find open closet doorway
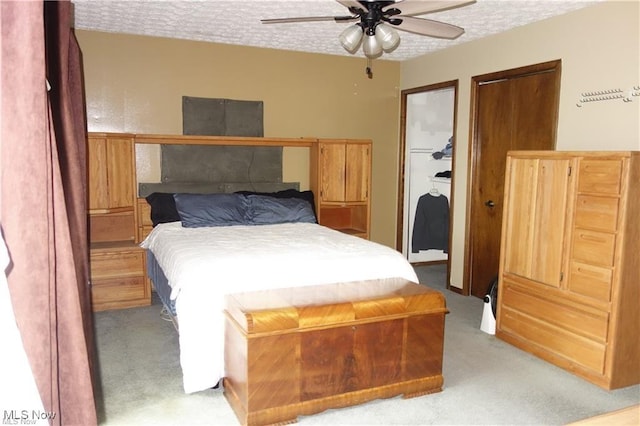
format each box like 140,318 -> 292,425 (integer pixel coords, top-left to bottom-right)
397,81 -> 458,288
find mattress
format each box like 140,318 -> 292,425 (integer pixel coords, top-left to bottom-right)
146,251 -> 176,317
141,221 -> 419,394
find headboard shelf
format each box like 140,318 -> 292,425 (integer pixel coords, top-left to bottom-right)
134,133 -> 316,147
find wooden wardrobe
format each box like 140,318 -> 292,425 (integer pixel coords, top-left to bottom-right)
496,151 -> 639,390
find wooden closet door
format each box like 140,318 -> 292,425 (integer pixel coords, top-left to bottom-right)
467,61 -> 560,297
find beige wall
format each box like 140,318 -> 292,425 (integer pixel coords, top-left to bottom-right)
400,0 -> 640,289
77,0 -> 639,277
76,31 -> 401,245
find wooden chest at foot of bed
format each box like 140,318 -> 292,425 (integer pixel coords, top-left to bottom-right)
223,278 -> 448,426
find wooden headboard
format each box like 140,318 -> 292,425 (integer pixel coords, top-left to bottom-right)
90,133 -> 372,246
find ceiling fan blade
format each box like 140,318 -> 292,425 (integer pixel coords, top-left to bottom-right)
384,0 -> 476,17
336,0 -> 365,11
394,16 -> 465,39
261,15 -> 357,24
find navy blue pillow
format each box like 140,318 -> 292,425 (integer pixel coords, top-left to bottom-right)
173,193 -> 250,228
247,195 -> 317,225
235,189 -> 317,221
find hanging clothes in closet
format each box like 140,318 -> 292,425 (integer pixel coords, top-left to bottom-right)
411,192 -> 449,253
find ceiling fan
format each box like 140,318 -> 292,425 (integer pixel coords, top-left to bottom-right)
262,0 -> 476,66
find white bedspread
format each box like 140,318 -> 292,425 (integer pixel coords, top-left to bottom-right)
141,222 -> 418,394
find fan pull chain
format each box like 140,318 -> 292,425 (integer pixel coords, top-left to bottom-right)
366,58 -> 373,79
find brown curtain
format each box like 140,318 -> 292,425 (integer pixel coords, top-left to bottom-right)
1,1 -> 97,425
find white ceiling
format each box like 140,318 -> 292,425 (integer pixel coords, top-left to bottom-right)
72,0 -> 602,61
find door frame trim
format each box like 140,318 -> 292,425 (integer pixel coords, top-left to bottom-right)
462,60 -> 562,296
396,79 -> 459,289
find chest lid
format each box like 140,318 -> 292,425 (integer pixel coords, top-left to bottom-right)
225,277 -> 447,335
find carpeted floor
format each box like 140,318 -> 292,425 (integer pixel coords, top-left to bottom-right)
93,264 -> 640,425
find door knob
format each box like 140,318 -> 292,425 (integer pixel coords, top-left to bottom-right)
485,200 -> 495,208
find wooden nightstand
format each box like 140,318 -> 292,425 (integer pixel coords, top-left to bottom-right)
90,242 -> 150,311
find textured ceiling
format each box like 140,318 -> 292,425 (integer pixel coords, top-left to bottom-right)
72,0 -> 602,61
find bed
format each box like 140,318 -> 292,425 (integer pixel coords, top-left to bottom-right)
140,190 -> 419,394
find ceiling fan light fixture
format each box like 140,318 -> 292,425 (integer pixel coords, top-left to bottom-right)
339,24 -> 364,54
262,0 -> 475,67
362,34 -> 383,59
374,23 -> 400,52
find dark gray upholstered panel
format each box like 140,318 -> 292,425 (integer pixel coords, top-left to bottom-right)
138,96 -> 297,198
163,96 -> 279,184
182,96 -> 263,137
160,145 -> 282,184
222,99 -> 264,137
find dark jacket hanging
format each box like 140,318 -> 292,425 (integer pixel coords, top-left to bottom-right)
412,194 -> 449,253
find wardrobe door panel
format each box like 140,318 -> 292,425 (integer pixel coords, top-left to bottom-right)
529,159 -> 571,287
320,143 -> 346,202
502,157 -> 570,287
345,144 -> 369,202
88,137 -> 109,211
502,158 -> 537,278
